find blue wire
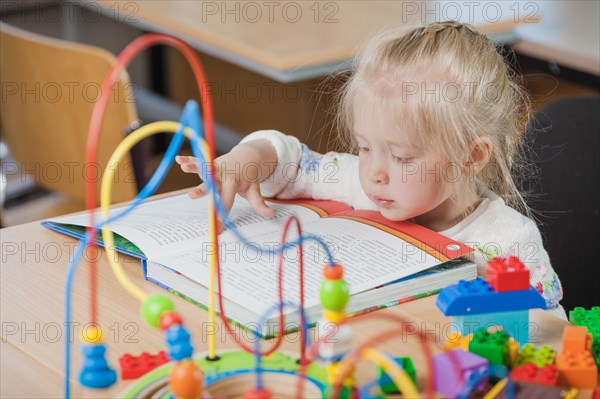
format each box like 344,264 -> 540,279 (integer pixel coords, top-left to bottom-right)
64,100 -> 200,398
253,301 -> 308,391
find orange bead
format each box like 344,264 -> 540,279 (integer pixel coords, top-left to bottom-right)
323,264 -> 344,280
169,360 -> 203,398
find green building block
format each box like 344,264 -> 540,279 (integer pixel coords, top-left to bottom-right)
376,357 -> 416,395
592,341 -> 600,367
570,307 -> 600,343
516,344 -> 556,367
468,328 -> 510,366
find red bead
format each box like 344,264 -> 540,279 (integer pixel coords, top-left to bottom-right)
159,311 -> 183,331
323,264 -> 344,280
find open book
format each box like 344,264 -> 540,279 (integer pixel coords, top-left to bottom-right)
43,193 -> 476,337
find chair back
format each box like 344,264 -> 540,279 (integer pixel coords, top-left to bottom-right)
0,22 -> 138,204
528,96 -> 600,311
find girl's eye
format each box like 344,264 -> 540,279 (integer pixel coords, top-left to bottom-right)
392,155 -> 413,163
358,147 -> 371,153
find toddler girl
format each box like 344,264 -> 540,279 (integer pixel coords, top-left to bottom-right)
176,21 -> 565,319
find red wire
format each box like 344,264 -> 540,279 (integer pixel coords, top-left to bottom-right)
300,311 -> 442,399
84,33 -> 215,324
215,215 -> 307,357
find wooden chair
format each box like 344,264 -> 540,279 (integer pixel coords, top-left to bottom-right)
0,22 -> 140,218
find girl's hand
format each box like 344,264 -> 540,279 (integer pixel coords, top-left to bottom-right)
175,140 -> 277,218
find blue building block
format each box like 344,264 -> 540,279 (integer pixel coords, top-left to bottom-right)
452,310 -> 532,344
436,278 -> 546,316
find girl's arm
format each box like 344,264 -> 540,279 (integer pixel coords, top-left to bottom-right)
239,130 -> 375,210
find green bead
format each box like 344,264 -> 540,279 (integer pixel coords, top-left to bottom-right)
141,294 -> 175,328
320,279 -> 349,311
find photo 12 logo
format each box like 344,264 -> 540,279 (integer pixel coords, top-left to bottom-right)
199,1 -> 339,24
401,2 -> 540,24
0,1 -> 139,24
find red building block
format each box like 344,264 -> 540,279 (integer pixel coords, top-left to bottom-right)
485,256 -> 530,292
556,350 -> 598,389
510,362 -> 559,386
119,351 -> 170,379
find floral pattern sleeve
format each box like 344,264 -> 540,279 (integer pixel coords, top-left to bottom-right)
239,130 -> 376,210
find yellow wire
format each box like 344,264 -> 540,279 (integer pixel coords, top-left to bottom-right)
100,121 -> 210,304
207,175 -> 217,359
482,378 -> 507,399
362,348 -> 420,398
331,347 -> 419,398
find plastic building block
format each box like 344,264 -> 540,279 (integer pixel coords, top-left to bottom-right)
562,325 -> 592,354
444,332 -> 473,352
485,256 -> 530,292
592,341 -> 600,366
119,351 -> 170,380
468,328 -> 510,366
452,310 -> 532,344
592,387 -> 600,399
569,306 -> 600,342
79,344 -> 117,388
569,306 -> 599,364
510,363 -> 559,386
507,338 -> 520,367
432,349 -> 489,398
376,357 -> 416,394
436,278 -> 546,316
516,344 -> 556,367
556,350 -> 598,389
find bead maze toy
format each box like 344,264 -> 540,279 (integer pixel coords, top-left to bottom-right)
63,33 -> 599,398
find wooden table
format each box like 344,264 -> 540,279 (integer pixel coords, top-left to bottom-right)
514,0 -> 600,77
1,217 -> 569,398
87,0 -> 524,83
73,1 -> 527,152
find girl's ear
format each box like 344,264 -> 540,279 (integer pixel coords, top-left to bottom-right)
463,137 -> 493,175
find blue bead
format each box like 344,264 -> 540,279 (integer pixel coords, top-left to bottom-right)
165,324 -> 194,361
79,344 -> 117,389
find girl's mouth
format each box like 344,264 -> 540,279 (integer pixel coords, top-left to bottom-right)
373,197 -> 395,208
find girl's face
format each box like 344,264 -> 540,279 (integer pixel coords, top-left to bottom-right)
353,98 -> 470,231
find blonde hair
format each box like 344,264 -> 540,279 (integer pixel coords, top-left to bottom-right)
336,21 -> 533,218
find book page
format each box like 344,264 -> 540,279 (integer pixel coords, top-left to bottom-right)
152,217 -> 454,318
46,194 -> 337,259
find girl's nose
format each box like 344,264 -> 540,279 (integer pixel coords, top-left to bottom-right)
368,160 -> 389,184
